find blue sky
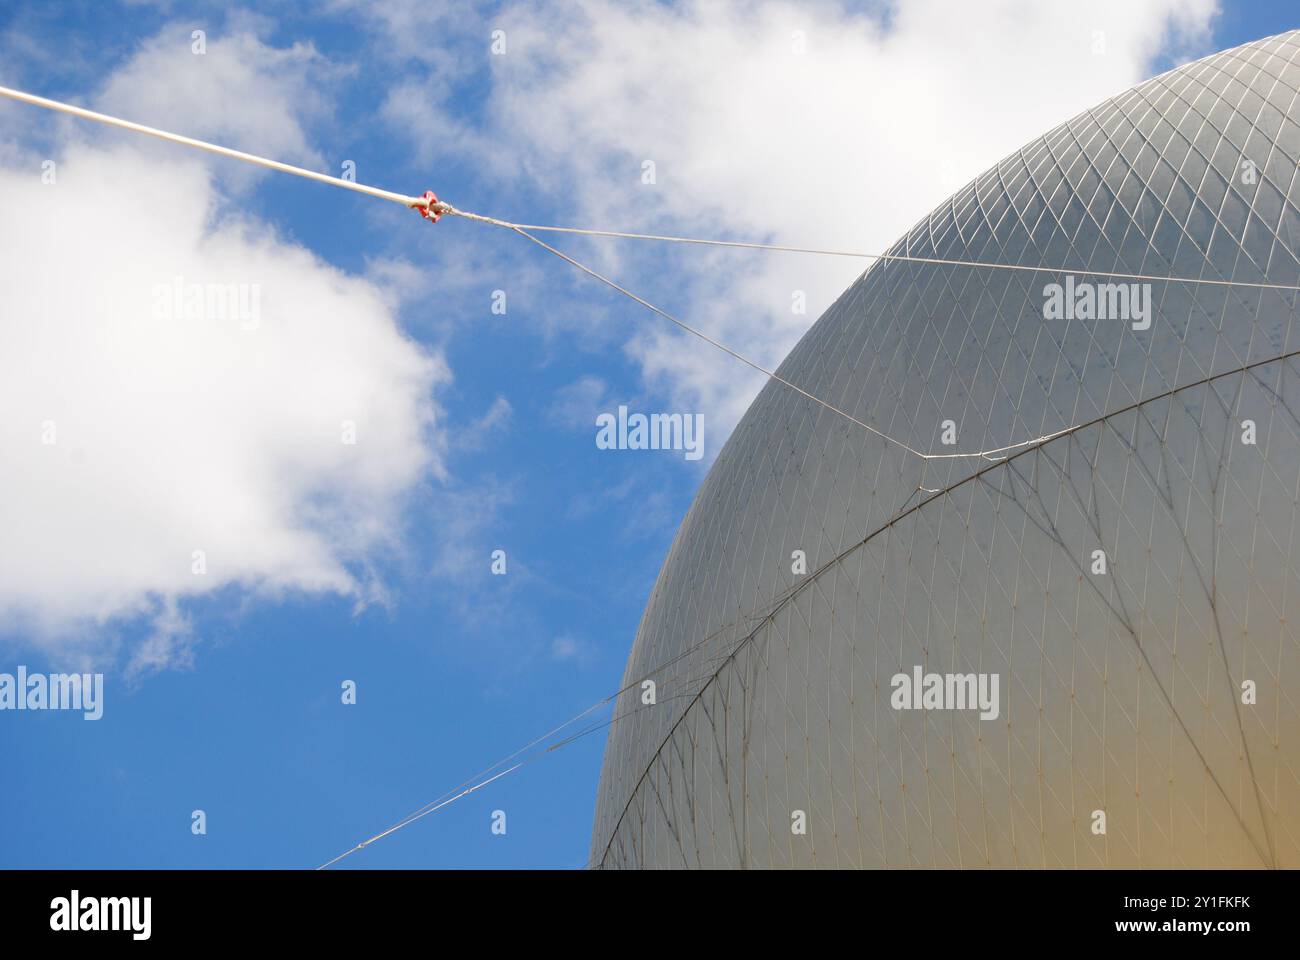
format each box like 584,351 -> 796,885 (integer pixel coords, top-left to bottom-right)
0,0 -> 1295,869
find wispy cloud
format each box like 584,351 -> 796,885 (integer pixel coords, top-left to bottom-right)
550,633 -> 595,666
456,395 -> 513,451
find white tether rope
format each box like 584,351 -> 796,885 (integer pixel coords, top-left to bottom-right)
4,82 -> 1297,464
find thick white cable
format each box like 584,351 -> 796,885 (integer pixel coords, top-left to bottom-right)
0,83 -> 431,210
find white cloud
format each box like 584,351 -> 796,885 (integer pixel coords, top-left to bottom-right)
380,78 -> 509,175
326,0 -> 464,70
546,375 -> 611,431
457,395 -> 513,451
0,31 -> 446,669
95,25 -> 334,176
412,0 -> 1219,430
427,478 -> 516,592
550,633 -> 593,665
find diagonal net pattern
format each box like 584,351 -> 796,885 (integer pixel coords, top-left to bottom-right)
591,30 -> 1300,869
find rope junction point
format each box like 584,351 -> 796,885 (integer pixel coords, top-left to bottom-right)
414,190 -> 449,222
